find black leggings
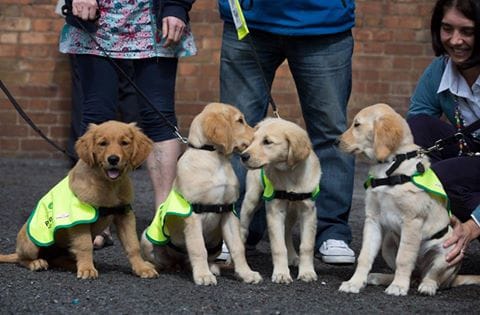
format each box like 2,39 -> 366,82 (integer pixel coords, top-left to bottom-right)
76,54 -> 179,142
408,114 -> 480,222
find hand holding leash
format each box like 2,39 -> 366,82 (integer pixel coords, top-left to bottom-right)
72,0 -> 98,21
162,16 -> 186,47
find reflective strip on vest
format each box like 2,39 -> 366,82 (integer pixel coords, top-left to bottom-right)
27,176 -> 98,247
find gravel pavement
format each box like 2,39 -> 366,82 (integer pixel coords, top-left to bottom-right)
1,157 -> 479,314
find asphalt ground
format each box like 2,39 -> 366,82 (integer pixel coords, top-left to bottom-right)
1,156 -> 480,314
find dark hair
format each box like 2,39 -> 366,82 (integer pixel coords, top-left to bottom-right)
431,0 -> 480,69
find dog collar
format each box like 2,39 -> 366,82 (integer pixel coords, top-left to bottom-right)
187,143 -> 216,151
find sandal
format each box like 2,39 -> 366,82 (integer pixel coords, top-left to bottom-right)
93,231 -> 114,250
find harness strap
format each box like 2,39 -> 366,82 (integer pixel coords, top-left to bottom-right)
429,225 -> 449,240
191,203 -> 235,214
167,240 -> 223,256
369,174 -> 412,188
98,204 -> 132,216
385,151 -> 419,176
273,191 -> 314,201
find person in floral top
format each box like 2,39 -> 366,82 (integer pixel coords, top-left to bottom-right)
59,0 -> 196,247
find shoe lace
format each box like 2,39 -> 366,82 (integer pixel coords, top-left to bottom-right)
325,240 -> 348,249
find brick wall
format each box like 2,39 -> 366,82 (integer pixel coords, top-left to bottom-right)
0,0 -> 436,158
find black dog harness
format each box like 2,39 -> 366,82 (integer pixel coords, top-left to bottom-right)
98,204 -> 132,216
191,203 -> 235,214
365,150 -> 450,240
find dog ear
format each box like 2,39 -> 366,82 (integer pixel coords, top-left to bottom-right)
373,114 -> 403,161
129,123 -> 153,168
75,123 -> 98,166
203,112 -> 233,155
286,130 -> 311,167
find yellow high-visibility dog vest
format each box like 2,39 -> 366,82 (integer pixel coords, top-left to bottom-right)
261,168 -> 320,201
145,190 -> 193,245
27,176 -> 99,247
364,168 -> 450,213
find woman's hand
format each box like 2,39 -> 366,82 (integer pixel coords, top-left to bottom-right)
162,16 -> 186,47
443,216 -> 480,266
72,0 -> 98,21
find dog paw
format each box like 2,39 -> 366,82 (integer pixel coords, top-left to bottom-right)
338,280 -> 363,293
194,272 -> 217,286
238,270 -> 263,284
77,266 -> 99,279
209,263 -> 221,276
133,262 -> 159,279
418,280 -> 438,296
297,270 -> 317,282
272,271 -> 293,284
385,284 -> 408,296
28,259 -> 48,271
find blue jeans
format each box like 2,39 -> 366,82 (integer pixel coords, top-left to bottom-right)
220,23 -> 355,248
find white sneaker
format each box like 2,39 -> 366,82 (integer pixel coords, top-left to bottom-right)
318,239 -> 355,264
215,242 -> 231,263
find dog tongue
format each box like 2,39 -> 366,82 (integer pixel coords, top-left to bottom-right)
107,169 -> 120,179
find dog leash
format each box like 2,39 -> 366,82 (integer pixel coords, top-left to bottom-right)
420,118 -> 480,156
0,79 -> 77,160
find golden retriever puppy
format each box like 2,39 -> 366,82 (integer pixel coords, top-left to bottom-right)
0,121 -> 158,279
240,118 -> 321,284
140,102 -> 262,285
337,103 -> 480,296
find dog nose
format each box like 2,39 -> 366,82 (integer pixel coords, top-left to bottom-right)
241,153 -> 250,162
107,155 -> 120,166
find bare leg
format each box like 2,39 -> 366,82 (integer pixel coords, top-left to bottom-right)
147,139 -> 182,208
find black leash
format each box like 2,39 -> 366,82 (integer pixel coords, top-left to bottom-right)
0,79 -> 76,160
422,118 -> 480,154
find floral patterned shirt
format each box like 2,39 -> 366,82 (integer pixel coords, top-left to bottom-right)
59,0 -> 197,59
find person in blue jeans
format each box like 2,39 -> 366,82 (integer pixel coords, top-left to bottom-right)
216,0 -> 356,264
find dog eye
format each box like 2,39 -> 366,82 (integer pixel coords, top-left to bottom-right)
98,140 -> 108,146
237,117 -> 245,124
262,138 -> 273,145
354,122 -> 360,127
120,140 -> 130,146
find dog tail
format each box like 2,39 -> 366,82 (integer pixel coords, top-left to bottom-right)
0,253 -> 19,263
451,275 -> 480,287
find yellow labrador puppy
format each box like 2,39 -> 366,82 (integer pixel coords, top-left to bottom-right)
240,118 -> 321,284
0,121 -> 158,279
337,103 -> 480,296
140,102 -> 262,285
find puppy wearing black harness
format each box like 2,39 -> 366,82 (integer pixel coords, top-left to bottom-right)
337,103 -> 480,296
140,103 -> 262,285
